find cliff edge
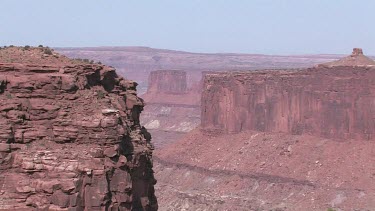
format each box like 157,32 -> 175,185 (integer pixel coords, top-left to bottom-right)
0,46 -> 157,210
202,48 -> 375,140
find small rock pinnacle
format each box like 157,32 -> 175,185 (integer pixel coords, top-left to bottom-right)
352,48 -> 363,56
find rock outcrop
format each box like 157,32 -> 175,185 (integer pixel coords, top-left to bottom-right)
147,70 -> 187,94
318,48 -> 375,67
202,49 -> 375,140
0,47 -> 157,210
140,70 -> 201,137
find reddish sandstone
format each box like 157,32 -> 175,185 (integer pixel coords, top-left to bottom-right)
140,70 -> 201,135
202,48 -> 375,140
0,47 -> 157,210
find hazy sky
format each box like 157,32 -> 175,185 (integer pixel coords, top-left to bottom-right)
1,0 -> 375,55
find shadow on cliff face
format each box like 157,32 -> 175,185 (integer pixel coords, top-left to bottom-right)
84,68 -> 118,92
119,128 -> 157,210
131,154 -> 158,210
120,135 -> 134,164
101,70 -> 118,92
0,80 -> 6,94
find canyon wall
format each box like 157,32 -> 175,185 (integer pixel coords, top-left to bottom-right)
202,65 -> 375,140
147,70 -> 187,94
140,70 -> 201,146
56,46 -> 345,94
0,49 -> 157,210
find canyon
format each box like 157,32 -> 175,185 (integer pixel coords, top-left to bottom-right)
39,46 -> 375,210
154,49 -> 375,210
56,47 -> 346,147
0,47 -> 157,211
56,47 -> 345,94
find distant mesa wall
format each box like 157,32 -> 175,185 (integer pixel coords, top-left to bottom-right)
142,70 -> 200,106
147,70 -> 187,94
141,70 -> 201,133
201,49 -> 375,140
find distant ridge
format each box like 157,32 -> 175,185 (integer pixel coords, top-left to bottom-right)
318,48 -> 375,67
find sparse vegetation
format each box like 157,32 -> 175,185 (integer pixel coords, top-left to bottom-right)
23,45 -> 31,50
327,208 -> 336,211
38,45 -> 43,48
43,47 -> 53,55
6,93 -> 12,99
97,90 -> 105,99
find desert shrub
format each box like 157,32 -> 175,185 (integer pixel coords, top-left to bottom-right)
97,90 -> 105,99
23,45 -> 31,50
43,48 -> 53,55
38,45 -> 43,48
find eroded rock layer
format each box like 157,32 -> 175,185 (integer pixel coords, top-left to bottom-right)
0,54 -> 157,210
202,50 -> 375,140
141,70 -> 201,136
147,70 -> 187,94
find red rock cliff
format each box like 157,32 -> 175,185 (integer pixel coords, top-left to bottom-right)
202,49 -> 375,140
147,70 -> 187,94
0,47 -> 157,210
140,69 -> 202,134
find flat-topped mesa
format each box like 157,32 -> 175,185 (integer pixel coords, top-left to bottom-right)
147,70 -> 187,94
140,69 -> 201,133
352,48 -> 364,55
318,48 -> 375,67
0,47 -> 157,210
202,49 -> 375,140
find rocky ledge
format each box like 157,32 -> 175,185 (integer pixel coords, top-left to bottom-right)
0,47 -> 157,210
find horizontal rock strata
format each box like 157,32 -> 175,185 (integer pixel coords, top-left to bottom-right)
0,60 -> 157,210
202,50 -> 375,140
147,70 -> 187,94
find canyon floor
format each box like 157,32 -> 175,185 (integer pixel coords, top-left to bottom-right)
153,129 -> 375,211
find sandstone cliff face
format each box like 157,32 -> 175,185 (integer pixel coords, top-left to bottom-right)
147,70 -> 187,94
202,50 -> 375,140
0,48 -> 157,210
142,70 -> 200,106
141,70 -> 201,136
